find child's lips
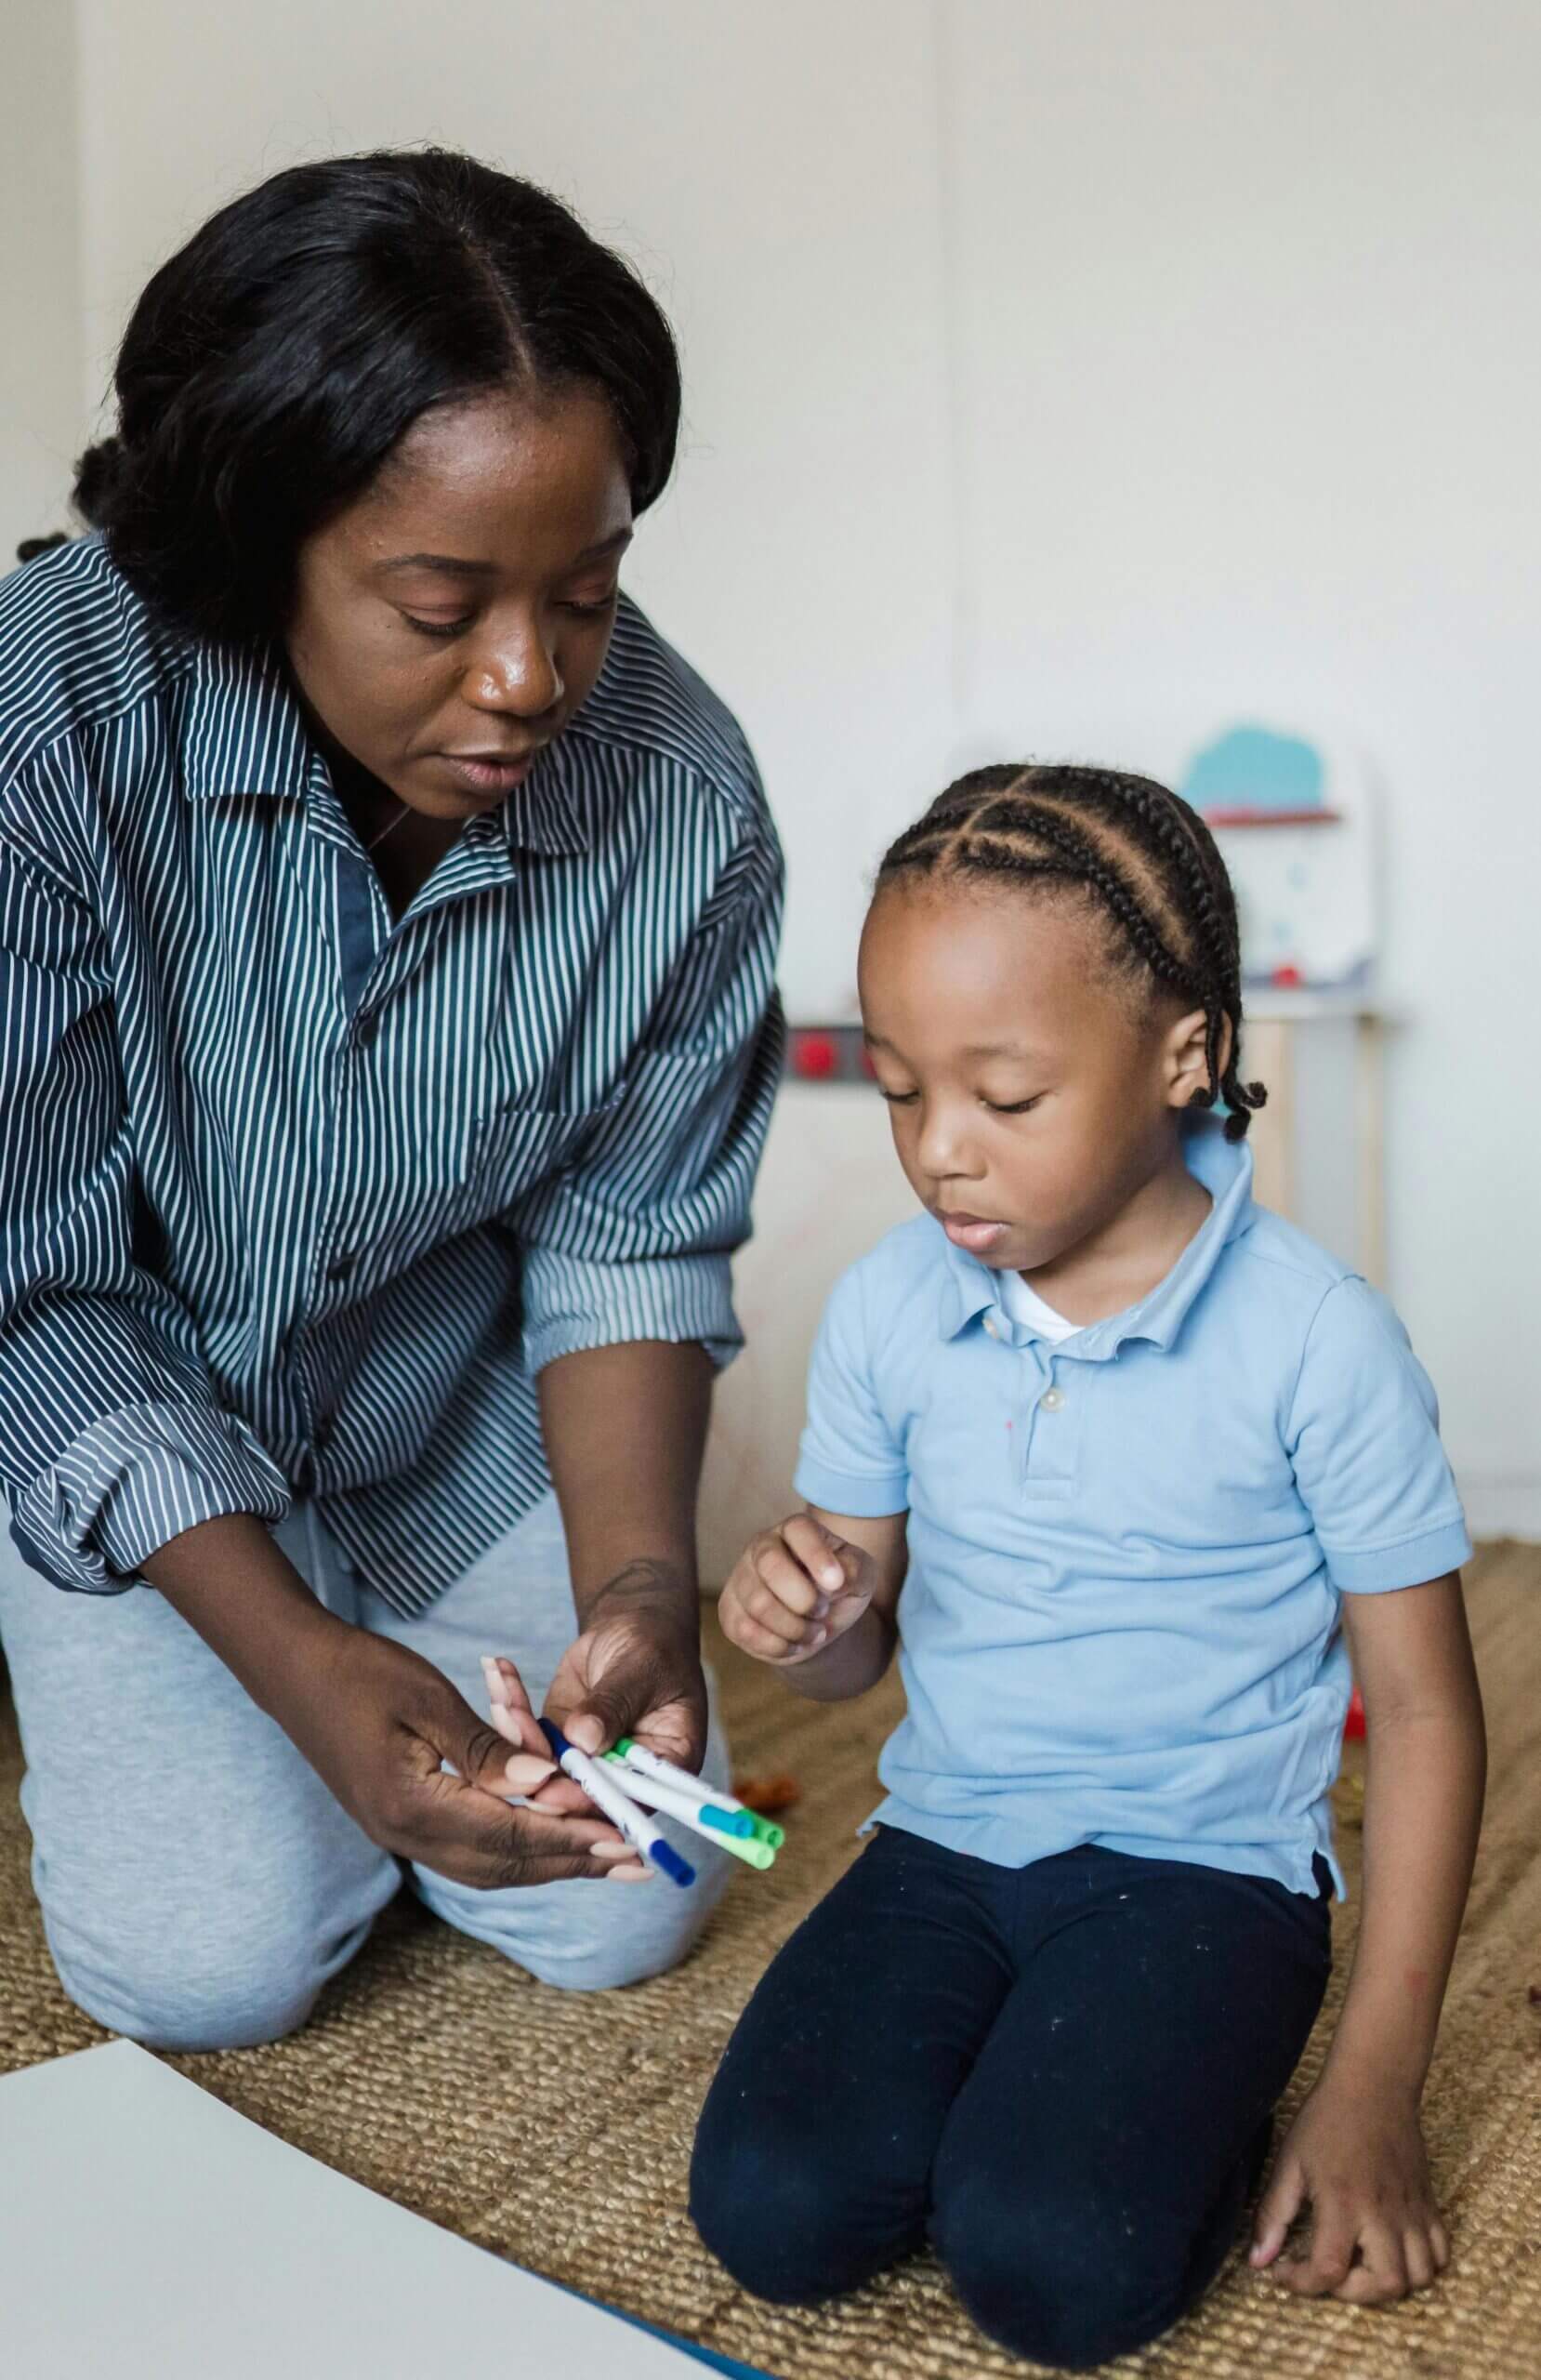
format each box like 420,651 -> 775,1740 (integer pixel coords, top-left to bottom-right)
939,1211 -> 1010,1255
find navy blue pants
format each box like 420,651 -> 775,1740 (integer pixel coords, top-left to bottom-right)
691,1827 -> 1331,2370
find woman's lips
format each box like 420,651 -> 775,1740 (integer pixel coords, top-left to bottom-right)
939,1211 -> 1010,1255
437,749 -> 542,799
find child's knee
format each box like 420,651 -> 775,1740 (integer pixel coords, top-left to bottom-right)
690,2119 -> 858,2304
691,2065 -> 902,2305
932,2176 -> 1191,2369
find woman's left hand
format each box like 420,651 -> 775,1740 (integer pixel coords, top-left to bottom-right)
529,1562 -> 709,1813
1249,2073 -> 1450,2302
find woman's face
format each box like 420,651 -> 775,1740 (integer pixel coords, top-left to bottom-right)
285,385 -> 633,818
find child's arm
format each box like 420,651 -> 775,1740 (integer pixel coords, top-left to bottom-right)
1251,1570 -> 1485,2302
718,1505 -> 907,1700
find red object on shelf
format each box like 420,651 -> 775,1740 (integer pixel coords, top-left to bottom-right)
791,1030 -> 839,1080
1270,963 -> 1305,989
1343,1686 -> 1366,1741
1203,807 -> 1342,828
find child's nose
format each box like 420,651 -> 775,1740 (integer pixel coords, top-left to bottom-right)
917,1109 -> 980,1181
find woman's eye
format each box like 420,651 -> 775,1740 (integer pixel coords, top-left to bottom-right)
402,614 -> 472,641
876,1087 -> 919,1106
986,1095 -> 1042,1116
562,587 -> 620,618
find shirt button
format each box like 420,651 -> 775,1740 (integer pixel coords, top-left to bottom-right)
1040,1386 -> 1066,1412
326,1254 -> 356,1284
982,1314 -> 1000,1340
354,1012 -> 378,1047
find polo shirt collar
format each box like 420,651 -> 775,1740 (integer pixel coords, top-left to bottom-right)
937,1117 -> 1256,1356
178,638 -> 589,855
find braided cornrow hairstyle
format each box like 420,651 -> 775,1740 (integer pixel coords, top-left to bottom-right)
876,763 -> 1266,1140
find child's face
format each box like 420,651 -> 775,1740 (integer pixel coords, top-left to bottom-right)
859,880 -> 1205,1273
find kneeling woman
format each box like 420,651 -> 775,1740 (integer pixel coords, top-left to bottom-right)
0,150 -> 782,2047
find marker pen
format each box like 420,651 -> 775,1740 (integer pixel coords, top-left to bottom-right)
605,1744 -> 756,1837
612,1737 -> 783,1844
538,1719 -> 694,1889
600,1759 -> 775,1871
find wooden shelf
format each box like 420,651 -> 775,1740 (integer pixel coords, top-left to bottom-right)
1204,806 -> 1343,827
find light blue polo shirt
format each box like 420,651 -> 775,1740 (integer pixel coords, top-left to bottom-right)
794,1119 -> 1470,1897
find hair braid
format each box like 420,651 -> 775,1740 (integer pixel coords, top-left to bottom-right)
875,762 -> 1267,1139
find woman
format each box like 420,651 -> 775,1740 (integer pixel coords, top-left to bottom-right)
0,150 -> 783,2048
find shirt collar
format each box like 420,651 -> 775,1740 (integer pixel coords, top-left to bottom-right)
178,638 -> 589,856
937,1117 -> 1256,1358
178,641 -> 314,800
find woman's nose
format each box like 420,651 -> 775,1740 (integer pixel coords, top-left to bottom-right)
464,619 -> 564,720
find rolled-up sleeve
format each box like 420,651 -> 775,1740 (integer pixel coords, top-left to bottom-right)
0,825 -> 291,1592
511,821 -> 784,1376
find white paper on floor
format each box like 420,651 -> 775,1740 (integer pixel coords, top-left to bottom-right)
0,2037 -> 702,2378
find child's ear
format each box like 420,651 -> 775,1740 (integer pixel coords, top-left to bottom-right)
1164,1005 -> 1230,1108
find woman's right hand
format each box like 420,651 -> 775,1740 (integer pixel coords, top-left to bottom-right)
271,1615 -> 651,1886
719,1512 -> 875,1666
141,1514 -> 644,1888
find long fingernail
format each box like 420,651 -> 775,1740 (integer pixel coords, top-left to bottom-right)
812,1595 -> 830,1620
504,1754 -> 557,1789
808,1625 -> 829,1650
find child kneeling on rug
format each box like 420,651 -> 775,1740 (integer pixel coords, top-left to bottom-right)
689,765 -> 1484,2370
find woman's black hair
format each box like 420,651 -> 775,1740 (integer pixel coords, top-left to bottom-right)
53,147 -> 680,644
876,763 -> 1266,1139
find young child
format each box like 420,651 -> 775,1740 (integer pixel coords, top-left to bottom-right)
690,765 -> 1484,2369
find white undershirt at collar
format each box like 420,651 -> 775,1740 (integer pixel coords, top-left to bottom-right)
995,1267 -> 1080,1343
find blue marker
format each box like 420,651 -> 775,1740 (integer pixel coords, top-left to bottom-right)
538,1718 -> 695,1889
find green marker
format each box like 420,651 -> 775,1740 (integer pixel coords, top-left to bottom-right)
599,1751 -> 777,1870
613,1736 -> 778,1842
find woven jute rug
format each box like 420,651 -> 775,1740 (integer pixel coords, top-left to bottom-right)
3,1541 -> 1538,2378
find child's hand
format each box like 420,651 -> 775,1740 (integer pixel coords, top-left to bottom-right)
719,1514 -> 874,1666
1250,2075 -> 1450,2302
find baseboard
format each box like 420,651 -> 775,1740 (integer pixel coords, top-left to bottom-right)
1458,1474 -> 1541,1544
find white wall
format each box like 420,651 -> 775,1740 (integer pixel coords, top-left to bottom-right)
1,4 -> 81,553
26,1 -> 1541,1528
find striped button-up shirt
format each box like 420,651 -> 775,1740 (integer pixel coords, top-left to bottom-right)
0,538 -> 784,1613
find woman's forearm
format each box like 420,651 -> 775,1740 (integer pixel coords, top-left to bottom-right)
1324,1696 -> 1485,2096
536,1338 -> 714,1625
139,1514 -> 344,1715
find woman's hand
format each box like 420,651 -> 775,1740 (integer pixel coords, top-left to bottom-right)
274,1614 -> 649,1886
1250,2074 -> 1450,2302
719,1513 -> 876,1666
516,1561 -> 710,1818
139,1515 -> 643,1891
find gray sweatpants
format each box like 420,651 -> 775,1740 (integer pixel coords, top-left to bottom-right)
0,1495 -> 729,2050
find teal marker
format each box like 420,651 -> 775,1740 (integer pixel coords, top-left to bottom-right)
599,1751 -> 753,1838
613,1736 -> 778,1844
599,1757 -> 777,1871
